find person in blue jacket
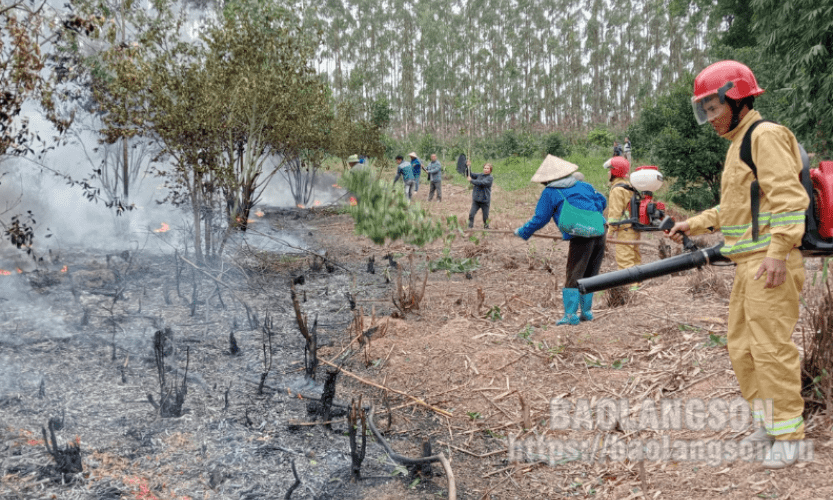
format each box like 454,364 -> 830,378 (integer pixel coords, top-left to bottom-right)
409,152 -> 422,192
514,155 -> 608,325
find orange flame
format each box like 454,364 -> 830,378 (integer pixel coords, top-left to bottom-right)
153,222 -> 170,233
0,269 -> 10,276
332,184 -> 341,189
297,204 -> 305,209
255,210 -> 265,217
313,200 -> 321,206
349,197 -> 357,206
61,265 -> 68,273
16,268 -> 22,273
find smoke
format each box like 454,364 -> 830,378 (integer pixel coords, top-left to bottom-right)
258,169 -> 349,209
1,101 -> 184,260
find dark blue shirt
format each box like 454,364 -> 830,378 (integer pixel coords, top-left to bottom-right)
470,173 -> 493,203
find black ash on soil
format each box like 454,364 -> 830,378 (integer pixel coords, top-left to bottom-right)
0,209 -> 440,500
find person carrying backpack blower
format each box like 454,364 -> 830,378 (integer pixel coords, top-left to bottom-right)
666,60 -> 809,469
605,157 -> 642,285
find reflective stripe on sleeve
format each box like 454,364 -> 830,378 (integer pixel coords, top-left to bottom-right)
720,234 -> 773,256
770,211 -> 805,227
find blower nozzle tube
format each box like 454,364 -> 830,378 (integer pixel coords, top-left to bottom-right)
577,243 -> 727,294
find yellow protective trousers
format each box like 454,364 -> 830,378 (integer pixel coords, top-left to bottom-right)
727,251 -> 805,440
611,228 -> 641,270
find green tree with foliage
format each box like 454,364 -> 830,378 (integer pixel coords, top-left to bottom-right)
751,0 -> 833,156
201,0 -> 332,229
543,132 -> 567,157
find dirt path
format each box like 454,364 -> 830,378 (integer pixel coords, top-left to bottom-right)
312,178 -> 833,499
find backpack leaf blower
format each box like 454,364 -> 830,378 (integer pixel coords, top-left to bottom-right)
579,143 -> 833,295
609,166 -> 668,232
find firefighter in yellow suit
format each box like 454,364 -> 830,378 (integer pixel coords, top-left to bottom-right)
605,157 -> 642,281
668,61 -> 808,469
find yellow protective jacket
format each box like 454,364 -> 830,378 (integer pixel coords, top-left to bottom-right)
686,110 -> 809,263
608,177 -> 634,230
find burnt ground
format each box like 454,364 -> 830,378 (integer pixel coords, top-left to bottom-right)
3,177 -> 833,500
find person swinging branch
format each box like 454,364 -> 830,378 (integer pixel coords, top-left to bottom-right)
467,161 -> 493,229
514,155 -> 607,325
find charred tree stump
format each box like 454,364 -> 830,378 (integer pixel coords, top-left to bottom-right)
347,397 -> 367,481
243,302 -> 259,330
174,250 -> 184,301
223,383 -> 232,411
153,328 -> 174,358
310,255 -> 323,272
367,256 -> 375,274
42,419 -> 82,475
305,316 -> 318,379
229,330 -> 240,355
48,410 -> 65,431
258,315 -> 273,395
290,282 -> 318,380
420,439 -> 433,477
111,327 -> 118,362
319,369 -> 339,428
189,268 -> 198,317
147,335 -> 189,418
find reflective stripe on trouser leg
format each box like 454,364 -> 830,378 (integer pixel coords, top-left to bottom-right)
727,251 -> 805,440
613,228 -> 641,270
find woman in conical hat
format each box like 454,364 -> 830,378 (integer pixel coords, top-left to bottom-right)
514,155 -> 608,325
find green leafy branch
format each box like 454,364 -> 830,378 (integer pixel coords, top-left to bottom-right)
339,168 -> 444,246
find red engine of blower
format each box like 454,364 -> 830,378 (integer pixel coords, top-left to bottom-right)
638,195 -> 665,226
811,161 -> 833,239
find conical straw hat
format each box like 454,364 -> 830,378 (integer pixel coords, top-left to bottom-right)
531,155 -> 579,183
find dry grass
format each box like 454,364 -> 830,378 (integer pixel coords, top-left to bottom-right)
605,285 -> 630,308
803,278 -> 833,419
685,267 -> 731,299
314,182 -> 833,500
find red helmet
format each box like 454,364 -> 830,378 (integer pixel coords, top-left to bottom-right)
692,61 -> 765,124
604,156 -> 630,178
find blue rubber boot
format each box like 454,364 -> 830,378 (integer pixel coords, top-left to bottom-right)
579,293 -> 594,322
557,288 -> 581,326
